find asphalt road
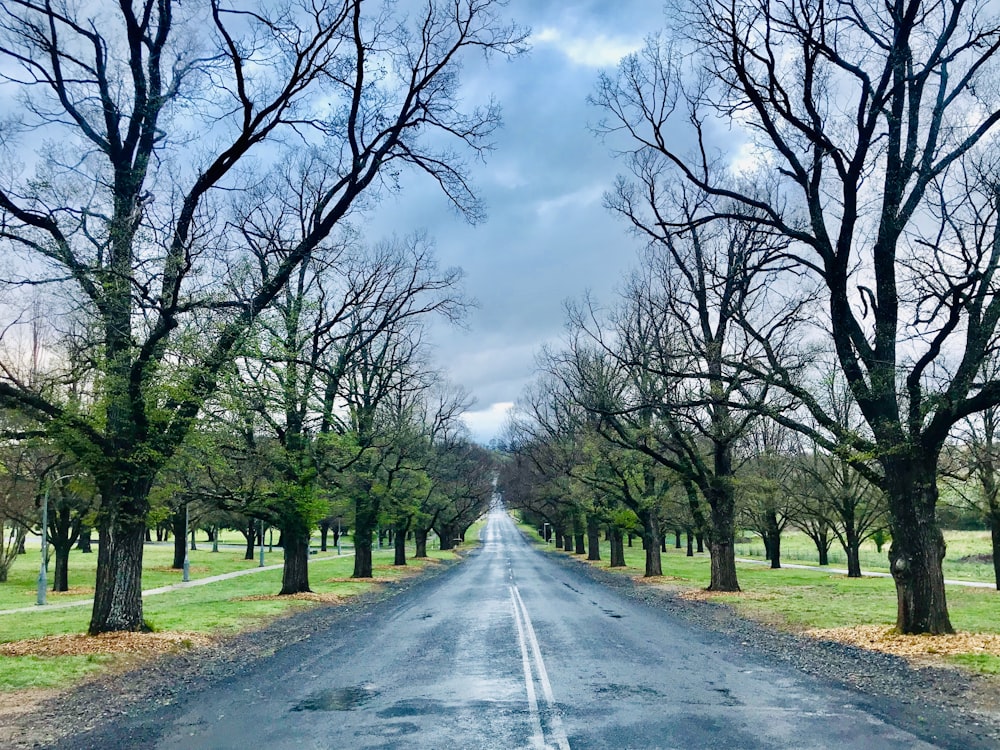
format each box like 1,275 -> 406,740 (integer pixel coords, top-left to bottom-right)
65,510 -> 961,749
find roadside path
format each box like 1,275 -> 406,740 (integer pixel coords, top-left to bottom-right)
735,557 -> 997,589
0,552 -> 355,617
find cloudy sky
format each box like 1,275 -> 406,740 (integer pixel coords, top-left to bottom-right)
370,0 -> 668,443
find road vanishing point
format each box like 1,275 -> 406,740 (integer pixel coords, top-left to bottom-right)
63,510 -> 967,749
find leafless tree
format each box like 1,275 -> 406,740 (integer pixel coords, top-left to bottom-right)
593,0 -> 1000,634
549,206 -> 796,590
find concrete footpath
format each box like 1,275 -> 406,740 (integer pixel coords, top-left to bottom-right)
0,552 -> 355,617
736,557 -> 996,589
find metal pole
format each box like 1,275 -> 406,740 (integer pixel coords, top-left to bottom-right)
36,481 -> 49,606
258,519 -> 265,567
182,503 -> 190,582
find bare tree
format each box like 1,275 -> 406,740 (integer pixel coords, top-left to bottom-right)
737,418 -> 798,570
551,206 -> 795,591
594,0 -> 1000,634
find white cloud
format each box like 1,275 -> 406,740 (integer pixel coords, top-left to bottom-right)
728,139 -> 774,176
461,401 -> 515,444
534,184 -> 605,219
533,27 -> 641,68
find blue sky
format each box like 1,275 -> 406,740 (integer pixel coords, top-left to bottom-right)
370,0 -> 667,443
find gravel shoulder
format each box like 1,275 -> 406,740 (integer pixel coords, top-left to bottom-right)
5,546 -> 1000,749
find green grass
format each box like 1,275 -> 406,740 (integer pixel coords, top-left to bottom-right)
464,517 -> 488,543
0,535 -> 357,611
947,654 -> 1000,675
733,529 -> 997,583
523,523 -> 1000,662
0,654 -> 118,690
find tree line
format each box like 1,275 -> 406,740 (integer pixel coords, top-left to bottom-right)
0,0 -> 523,634
503,0 -> 1000,636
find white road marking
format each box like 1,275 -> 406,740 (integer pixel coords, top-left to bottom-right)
510,584 -> 572,750
510,586 -> 547,749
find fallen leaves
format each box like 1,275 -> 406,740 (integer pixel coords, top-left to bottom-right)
805,625 -> 1000,658
675,588 -> 776,601
234,592 -> 345,604
0,631 -> 213,658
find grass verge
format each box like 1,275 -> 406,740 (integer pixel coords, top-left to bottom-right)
521,522 -> 1000,676
0,545 -> 458,692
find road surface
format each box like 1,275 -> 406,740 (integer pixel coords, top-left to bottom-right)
63,510 -> 969,749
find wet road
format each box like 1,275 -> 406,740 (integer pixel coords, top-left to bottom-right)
68,510 -> 962,749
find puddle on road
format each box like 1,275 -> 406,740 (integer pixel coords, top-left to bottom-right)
292,685 -> 378,712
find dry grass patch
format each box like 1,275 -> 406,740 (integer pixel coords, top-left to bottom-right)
48,586 -> 94,597
806,625 -> 1000,658
0,631 -> 213,658
676,588 -> 777,601
235,592 -> 345,604
150,565 -> 210,574
630,574 -> 688,584
323,576 -> 396,584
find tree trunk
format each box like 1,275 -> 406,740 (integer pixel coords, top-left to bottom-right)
243,520 -> 256,561
89,518 -> 148,634
76,526 -> 92,553
696,533 -> 704,553
353,492 -> 377,578
817,543 -> 829,566
354,532 -> 373,577
438,523 -> 457,551
574,533 -> 585,555
563,534 -> 574,552
319,520 -> 330,552
414,528 -> 428,558
705,482 -> 739,591
843,523 -> 862,578
394,521 -> 408,566
53,542 -> 70,592
766,512 -> 781,569
884,455 -> 953,634
639,511 -> 662,577
674,529 -> 682,549
609,528 -> 626,567
279,529 -> 311,594
686,529 -> 694,557
171,508 -> 186,569
49,506 -> 79,593
586,517 -> 601,561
